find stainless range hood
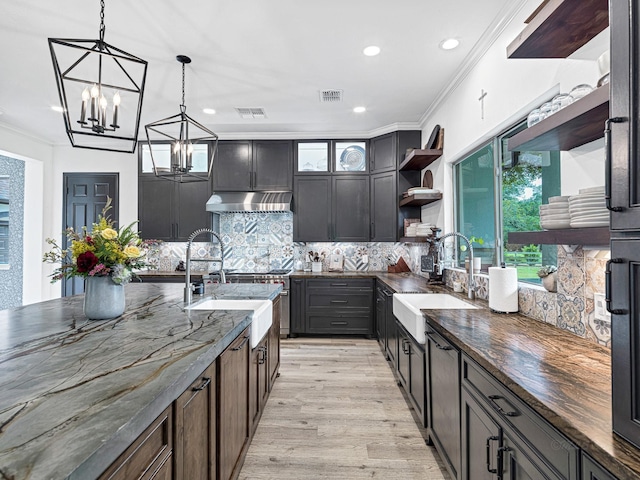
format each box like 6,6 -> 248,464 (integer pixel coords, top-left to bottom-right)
206,191 -> 292,213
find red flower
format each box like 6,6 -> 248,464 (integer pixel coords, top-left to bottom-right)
85,236 -> 94,245
76,251 -> 99,273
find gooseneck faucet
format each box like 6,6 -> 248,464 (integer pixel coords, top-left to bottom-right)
185,228 -> 225,304
436,232 -> 475,300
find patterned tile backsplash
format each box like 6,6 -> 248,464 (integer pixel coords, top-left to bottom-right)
150,213 -> 610,347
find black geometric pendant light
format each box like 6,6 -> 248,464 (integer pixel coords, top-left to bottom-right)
144,55 -> 218,183
48,0 -> 148,153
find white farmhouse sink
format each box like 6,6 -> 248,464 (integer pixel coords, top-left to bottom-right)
187,299 -> 272,348
392,294 -> 478,344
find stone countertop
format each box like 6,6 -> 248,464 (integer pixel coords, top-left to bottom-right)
370,272 -> 640,479
0,282 -> 281,480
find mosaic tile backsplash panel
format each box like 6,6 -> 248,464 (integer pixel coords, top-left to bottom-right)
0,155 -> 24,310
150,213 -> 610,347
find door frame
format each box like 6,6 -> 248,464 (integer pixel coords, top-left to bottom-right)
62,172 -> 119,297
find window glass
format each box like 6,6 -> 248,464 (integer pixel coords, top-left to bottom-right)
297,142 -> 329,172
141,143 -> 209,173
334,141 -> 367,172
454,143 -> 496,268
501,124 -> 560,283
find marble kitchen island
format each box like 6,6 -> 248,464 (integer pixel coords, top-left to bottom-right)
0,282 -> 281,480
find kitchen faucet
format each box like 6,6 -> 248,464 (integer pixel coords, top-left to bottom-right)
185,228 -> 225,304
436,232 -> 475,300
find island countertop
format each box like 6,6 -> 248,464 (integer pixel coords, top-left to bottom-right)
0,282 -> 281,480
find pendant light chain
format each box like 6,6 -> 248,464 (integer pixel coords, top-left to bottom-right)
99,0 -> 106,43
180,61 -> 186,113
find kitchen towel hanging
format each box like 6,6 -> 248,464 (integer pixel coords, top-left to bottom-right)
488,266 -> 518,313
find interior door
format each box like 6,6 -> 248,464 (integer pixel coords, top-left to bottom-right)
63,173 -> 119,297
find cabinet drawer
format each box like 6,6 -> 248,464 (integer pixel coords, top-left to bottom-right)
307,289 -> 372,309
307,313 -> 373,334
306,278 -> 373,290
462,354 -> 578,479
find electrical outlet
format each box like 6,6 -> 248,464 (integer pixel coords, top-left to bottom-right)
361,254 -> 368,264
593,293 -> 611,322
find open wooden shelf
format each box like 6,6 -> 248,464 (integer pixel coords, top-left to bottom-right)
508,226 -> 610,246
399,149 -> 443,171
508,84 -> 609,152
507,0 -> 609,59
399,193 -> 442,207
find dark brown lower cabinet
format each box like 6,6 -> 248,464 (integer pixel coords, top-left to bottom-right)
249,336 -> 269,436
268,296 -> 281,391
99,405 -> 173,480
426,324 -> 461,479
461,386 -> 501,480
174,362 -> 217,480
581,453 -> 616,480
218,327 -> 251,480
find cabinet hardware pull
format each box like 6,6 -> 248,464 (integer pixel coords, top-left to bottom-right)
330,300 -> 348,304
486,435 -> 499,474
605,258 -> 627,314
231,335 -> 250,351
192,377 -> 211,392
330,283 -> 348,287
497,445 -> 510,479
330,321 -> 348,325
384,290 -> 393,297
253,171 -> 257,188
488,394 -> 520,417
258,346 -> 267,364
425,330 -> 452,350
402,338 -> 411,354
605,117 -> 626,212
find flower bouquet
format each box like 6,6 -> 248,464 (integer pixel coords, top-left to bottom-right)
43,198 -> 159,319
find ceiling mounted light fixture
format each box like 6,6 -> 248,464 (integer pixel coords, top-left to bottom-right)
353,106 -> 366,113
439,38 -> 460,50
363,45 -> 381,57
48,0 -> 148,153
144,55 -> 218,183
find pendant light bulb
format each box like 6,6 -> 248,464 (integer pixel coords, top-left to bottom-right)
82,88 -> 90,102
113,91 -> 121,106
90,84 -> 99,98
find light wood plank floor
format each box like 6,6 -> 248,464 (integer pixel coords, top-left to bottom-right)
239,338 -> 451,479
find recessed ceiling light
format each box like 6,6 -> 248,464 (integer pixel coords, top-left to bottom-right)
363,46 -> 381,57
353,106 -> 366,113
439,38 -> 460,50
202,108 -> 216,115
51,105 -> 65,113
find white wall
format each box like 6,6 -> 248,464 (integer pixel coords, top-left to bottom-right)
420,0 -> 607,232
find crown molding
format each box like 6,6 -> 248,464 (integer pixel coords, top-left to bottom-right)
418,0 -> 530,128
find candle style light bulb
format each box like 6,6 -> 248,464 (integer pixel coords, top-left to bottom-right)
89,84 -> 99,121
99,95 -> 108,127
79,87 -> 90,124
111,92 -> 121,128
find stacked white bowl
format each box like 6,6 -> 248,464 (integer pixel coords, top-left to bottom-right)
539,196 -> 570,229
568,186 -> 608,227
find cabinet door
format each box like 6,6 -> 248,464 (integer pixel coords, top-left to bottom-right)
408,335 -> 425,426
293,176 -> 331,241
290,278 -> 305,335
427,326 -> 461,479
609,238 -> 640,447
461,387 -> 502,480
581,453 -> 616,480
218,328 -> 250,480
502,431 -> 549,480
174,180 -> 212,241
386,308 -> 398,369
249,337 -> 268,435
610,0 -> 640,230
370,133 -> 396,172
213,141 -> 252,191
375,287 -> 386,349
268,296 -> 281,390
397,325 -> 410,389
332,176 -> 370,241
370,171 -> 397,241
253,140 -> 293,190
175,363 -> 216,480
138,177 -> 175,241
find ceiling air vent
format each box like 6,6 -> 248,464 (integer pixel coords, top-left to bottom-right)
319,89 -> 343,103
235,107 -> 266,119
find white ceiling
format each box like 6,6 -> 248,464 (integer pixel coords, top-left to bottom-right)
0,0 -> 528,145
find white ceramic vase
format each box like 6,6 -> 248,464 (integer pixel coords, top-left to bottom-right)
84,276 -> 125,320
311,261 -> 322,273
541,272 -> 557,293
